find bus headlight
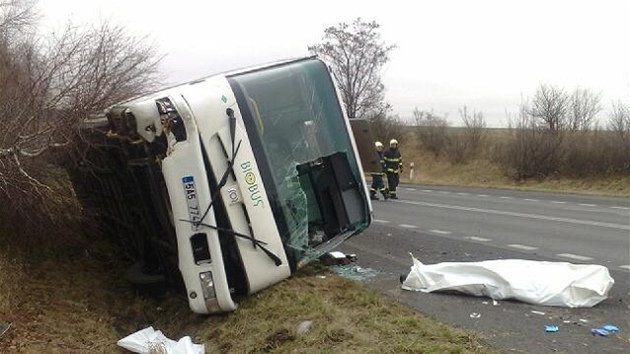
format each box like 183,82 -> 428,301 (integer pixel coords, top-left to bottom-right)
199,271 -> 220,313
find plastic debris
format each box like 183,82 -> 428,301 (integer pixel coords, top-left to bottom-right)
319,251 -> 357,266
469,312 -> 481,319
401,254 -> 614,308
117,326 -> 204,354
591,328 -> 610,337
544,325 -> 559,333
531,311 -> 546,316
602,324 -> 619,333
297,320 -> 314,335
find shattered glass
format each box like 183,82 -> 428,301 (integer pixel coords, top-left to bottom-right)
276,164 -> 309,253
230,59 -> 370,264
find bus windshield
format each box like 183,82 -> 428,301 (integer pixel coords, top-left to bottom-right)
228,57 -> 370,263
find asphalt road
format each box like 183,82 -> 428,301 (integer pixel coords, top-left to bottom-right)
336,184 -> 630,354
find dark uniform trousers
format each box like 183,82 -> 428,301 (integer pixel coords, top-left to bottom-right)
383,147 -> 402,199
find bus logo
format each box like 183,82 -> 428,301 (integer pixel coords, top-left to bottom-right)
240,161 -> 264,207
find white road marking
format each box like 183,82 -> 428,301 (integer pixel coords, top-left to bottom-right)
396,200 -> 629,230
373,219 -> 390,224
421,189 -> 433,192
551,201 -> 566,204
523,198 -> 539,202
466,236 -> 491,242
457,192 -> 469,195
500,196 -> 513,200
611,206 -> 630,210
556,253 -> 593,261
399,224 -> 418,229
579,203 -> 596,207
406,188 -> 416,191
430,229 -> 452,235
507,244 -> 538,251
620,265 -> 630,270
440,191 -> 451,194
477,194 -> 489,197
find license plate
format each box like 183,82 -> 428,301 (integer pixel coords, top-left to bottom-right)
182,176 -> 201,230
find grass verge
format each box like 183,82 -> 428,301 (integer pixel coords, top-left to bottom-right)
0,241 -> 497,353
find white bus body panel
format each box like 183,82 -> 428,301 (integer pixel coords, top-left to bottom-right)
161,122 -> 237,314
177,76 -> 291,294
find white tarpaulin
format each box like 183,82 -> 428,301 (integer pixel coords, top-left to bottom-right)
117,326 -> 204,354
401,255 -> 614,308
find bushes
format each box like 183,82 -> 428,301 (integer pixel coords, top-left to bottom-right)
402,123 -> 628,182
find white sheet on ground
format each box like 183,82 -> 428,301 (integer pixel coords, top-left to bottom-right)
401,254 -> 614,308
117,326 -> 205,354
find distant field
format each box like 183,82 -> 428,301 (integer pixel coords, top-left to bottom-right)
394,128 -> 629,197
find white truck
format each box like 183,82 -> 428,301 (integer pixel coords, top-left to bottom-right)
67,56 -> 374,314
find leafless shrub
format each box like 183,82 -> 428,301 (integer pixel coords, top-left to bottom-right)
443,131 -> 468,164
560,130 -> 602,177
559,128 -> 629,177
495,107 -> 562,180
413,107 -> 448,157
560,101 -> 629,176
567,88 -> 601,131
0,0 -> 163,251
459,106 -> 486,151
443,106 -> 487,164
367,104 -> 406,144
607,100 -> 630,141
604,101 -> 630,174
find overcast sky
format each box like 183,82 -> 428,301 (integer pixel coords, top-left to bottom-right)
38,0 -> 629,127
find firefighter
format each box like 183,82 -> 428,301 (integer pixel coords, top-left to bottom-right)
370,141 -> 389,200
383,139 -> 403,199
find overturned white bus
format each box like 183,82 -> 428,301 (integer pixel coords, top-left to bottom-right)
67,56 -> 374,314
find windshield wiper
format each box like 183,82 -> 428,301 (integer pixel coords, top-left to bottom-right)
179,219 -> 282,266
186,107 -> 281,266
196,108 -> 239,226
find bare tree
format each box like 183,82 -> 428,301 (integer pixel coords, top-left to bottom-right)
413,107 -> 449,157
459,105 -> 486,151
607,100 -> 630,141
0,0 -> 38,38
529,84 -> 569,133
308,18 -> 396,119
0,0 -> 163,244
567,88 -> 601,131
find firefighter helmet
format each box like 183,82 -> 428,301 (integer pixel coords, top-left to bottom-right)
390,139 -> 399,146
375,141 -> 384,148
